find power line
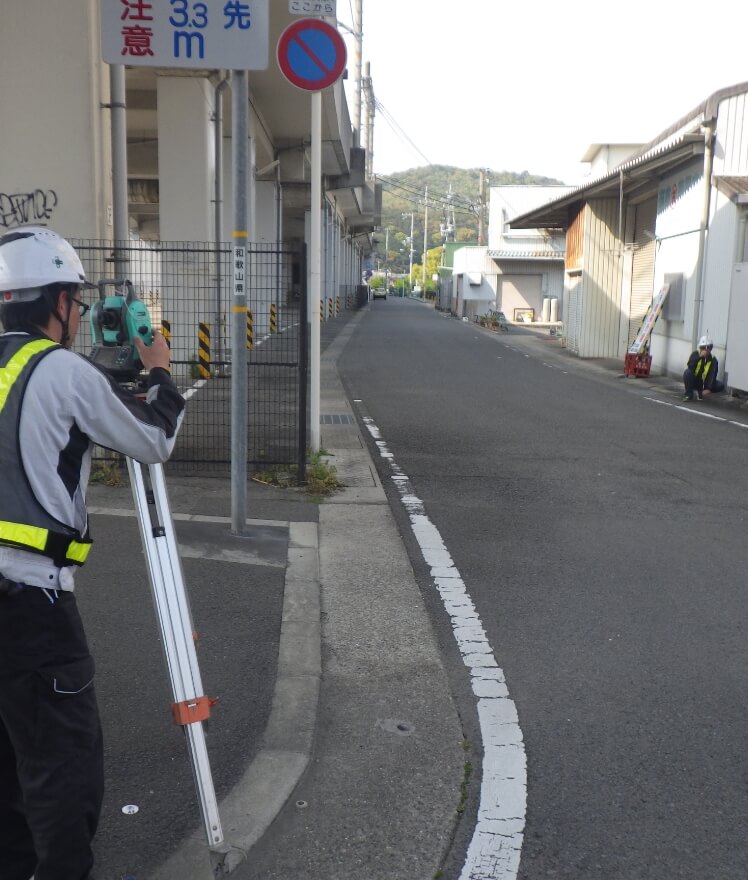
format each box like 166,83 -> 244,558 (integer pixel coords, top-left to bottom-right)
373,98 -> 433,167
377,174 -> 479,218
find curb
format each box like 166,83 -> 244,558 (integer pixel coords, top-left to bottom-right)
214,521 -> 321,875
153,520 -> 321,879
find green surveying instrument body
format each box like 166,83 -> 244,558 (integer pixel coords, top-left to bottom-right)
89,279 -> 153,382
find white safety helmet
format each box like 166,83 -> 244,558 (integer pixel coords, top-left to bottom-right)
698,335 -> 713,348
0,226 -> 92,303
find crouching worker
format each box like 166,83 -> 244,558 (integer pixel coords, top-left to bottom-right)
683,336 -> 725,401
0,227 -> 185,880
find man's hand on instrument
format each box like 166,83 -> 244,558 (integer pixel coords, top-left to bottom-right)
135,331 -> 171,373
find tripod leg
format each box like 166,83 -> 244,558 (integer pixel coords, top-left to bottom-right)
128,458 -> 223,847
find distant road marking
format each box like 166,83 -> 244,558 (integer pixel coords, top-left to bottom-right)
644,397 -> 734,423
362,415 -> 526,880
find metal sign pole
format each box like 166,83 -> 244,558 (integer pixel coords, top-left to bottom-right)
310,89 -> 322,452
231,70 -> 249,532
275,18 -> 346,455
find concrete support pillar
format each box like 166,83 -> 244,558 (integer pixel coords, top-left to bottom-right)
0,1 -> 111,240
157,76 -> 214,242
156,76 -> 214,373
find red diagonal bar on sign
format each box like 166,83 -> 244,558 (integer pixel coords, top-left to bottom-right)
293,31 -> 333,75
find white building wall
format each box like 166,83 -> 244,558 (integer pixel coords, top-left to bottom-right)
649,164 -> 702,374
0,0 -> 112,240
451,247 -> 498,319
649,94 -> 748,380
700,190 -> 738,359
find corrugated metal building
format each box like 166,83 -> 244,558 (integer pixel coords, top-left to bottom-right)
507,83 -> 748,390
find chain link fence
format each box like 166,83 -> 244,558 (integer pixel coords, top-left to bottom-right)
71,239 -> 309,474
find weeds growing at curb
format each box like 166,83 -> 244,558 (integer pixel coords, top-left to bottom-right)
252,448 -> 341,497
456,760 -> 473,814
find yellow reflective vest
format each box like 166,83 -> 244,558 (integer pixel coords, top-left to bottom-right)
0,335 -> 92,566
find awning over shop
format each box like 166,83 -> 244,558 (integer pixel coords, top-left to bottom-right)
462,287 -> 496,301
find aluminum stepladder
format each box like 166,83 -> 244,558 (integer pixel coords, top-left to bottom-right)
127,457 -> 223,849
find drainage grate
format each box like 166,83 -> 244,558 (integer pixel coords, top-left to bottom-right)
320,414 -> 355,425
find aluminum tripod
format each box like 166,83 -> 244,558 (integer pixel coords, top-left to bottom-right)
127,458 -> 223,848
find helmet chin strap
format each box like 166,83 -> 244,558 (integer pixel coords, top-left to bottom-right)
54,293 -> 72,348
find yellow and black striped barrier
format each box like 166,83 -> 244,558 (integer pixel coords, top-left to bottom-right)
320,299 -> 325,321
346,294 -> 351,309
161,319 -> 171,347
328,298 -> 333,319
336,295 -> 340,314
270,303 -> 277,334
246,309 -> 254,349
198,322 -> 211,379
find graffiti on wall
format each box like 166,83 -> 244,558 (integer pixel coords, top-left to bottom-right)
0,189 -> 59,228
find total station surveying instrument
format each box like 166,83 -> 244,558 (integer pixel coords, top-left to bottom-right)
89,280 -> 223,849
89,279 -> 153,383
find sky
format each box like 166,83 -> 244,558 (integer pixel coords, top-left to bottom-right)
336,0 -> 748,187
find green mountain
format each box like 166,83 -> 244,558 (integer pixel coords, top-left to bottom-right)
373,165 -> 563,274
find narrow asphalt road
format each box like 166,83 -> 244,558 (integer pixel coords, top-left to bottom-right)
339,298 -> 748,880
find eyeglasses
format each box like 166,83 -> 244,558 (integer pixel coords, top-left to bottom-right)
70,297 -> 90,317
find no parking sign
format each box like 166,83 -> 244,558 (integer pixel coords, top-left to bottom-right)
277,18 -> 347,91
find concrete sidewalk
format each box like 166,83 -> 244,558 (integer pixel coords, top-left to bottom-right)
85,306 -> 465,880
505,323 -> 748,417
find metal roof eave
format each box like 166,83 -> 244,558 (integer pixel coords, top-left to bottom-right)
509,135 -> 706,229
487,250 -> 565,261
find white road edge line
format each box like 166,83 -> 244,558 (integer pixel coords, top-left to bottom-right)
644,397 -> 730,422
362,416 -> 526,880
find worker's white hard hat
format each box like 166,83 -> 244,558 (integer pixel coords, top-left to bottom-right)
0,227 -> 92,303
698,335 -> 713,348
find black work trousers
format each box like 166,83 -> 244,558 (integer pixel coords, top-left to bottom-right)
0,585 -> 103,880
683,367 -> 725,397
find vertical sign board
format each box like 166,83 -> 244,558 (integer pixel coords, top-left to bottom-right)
628,283 -> 670,354
101,0 -> 269,69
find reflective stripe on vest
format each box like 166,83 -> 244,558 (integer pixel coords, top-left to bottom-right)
694,356 -> 713,381
0,338 -> 57,414
0,337 -> 92,566
0,521 -> 92,564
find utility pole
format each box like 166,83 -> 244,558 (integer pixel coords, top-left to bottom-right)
478,168 -> 487,246
402,211 -> 414,292
422,185 -> 429,294
384,226 -> 390,289
352,0 -> 363,147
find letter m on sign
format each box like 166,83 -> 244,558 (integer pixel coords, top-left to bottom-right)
174,31 -> 205,58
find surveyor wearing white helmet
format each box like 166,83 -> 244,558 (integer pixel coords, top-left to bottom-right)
683,334 -> 724,401
0,227 -> 185,879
